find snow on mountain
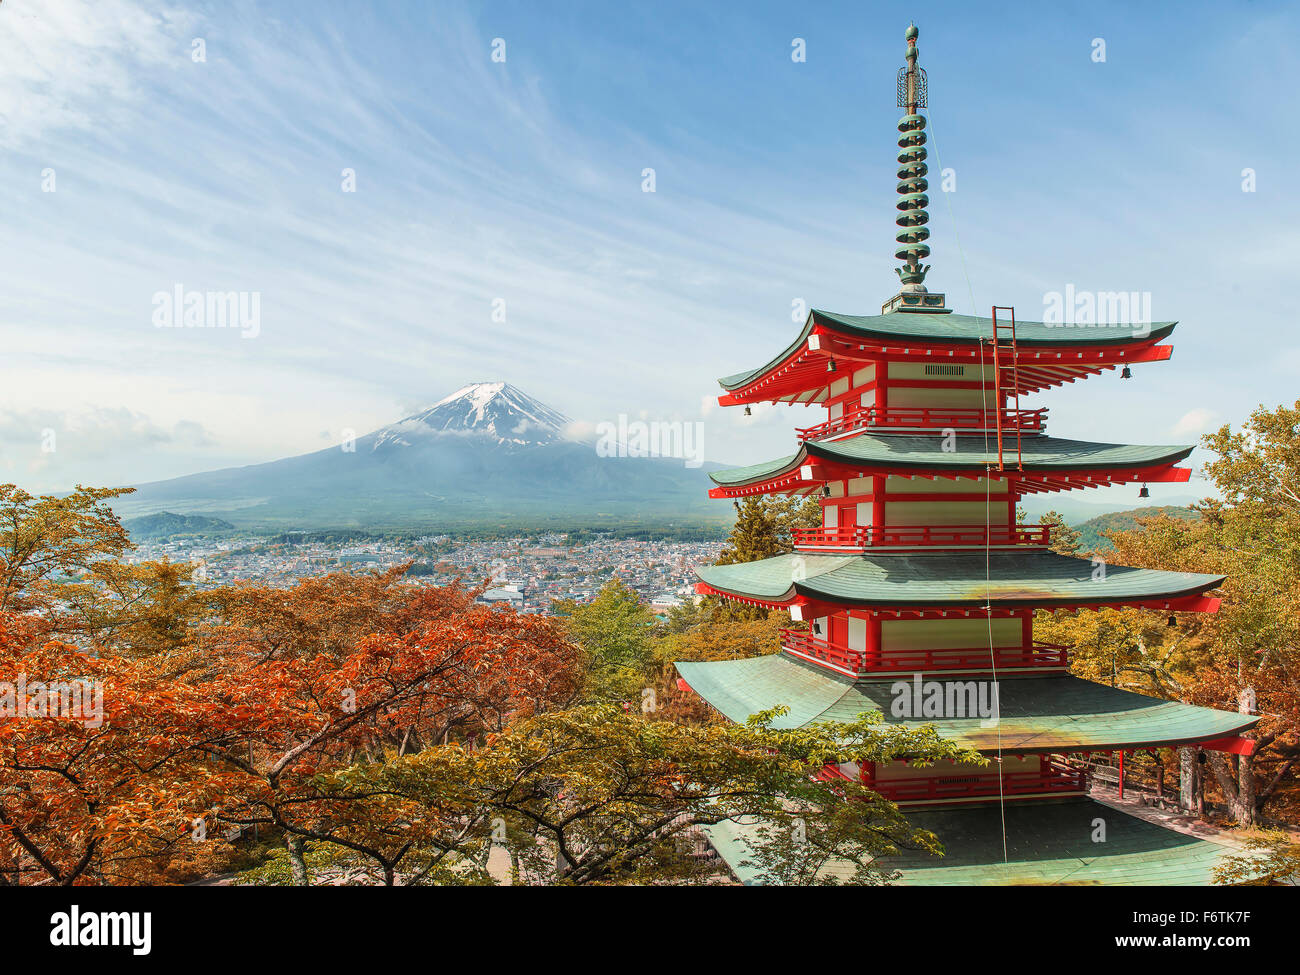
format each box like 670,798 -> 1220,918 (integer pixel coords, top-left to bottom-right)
371,382 -> 575,450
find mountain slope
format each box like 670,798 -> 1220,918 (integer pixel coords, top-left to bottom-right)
117,383 -> 726,530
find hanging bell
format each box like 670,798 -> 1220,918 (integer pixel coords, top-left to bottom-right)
826,359 -> 837,373
821,484 -> 831,498
1138,484 -> 1150,498
1167,615 -> 1177,627
1121,365 -> 1132,379
743,405 -> 752,416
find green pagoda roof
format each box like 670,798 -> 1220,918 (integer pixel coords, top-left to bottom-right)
703,797 -> 1240,885
696,550 -> 1223,609
674,653 -> 1256,750
719,309 -> 1176,391
709,434 -> 1193,487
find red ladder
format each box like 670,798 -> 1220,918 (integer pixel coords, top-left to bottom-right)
990,306 -> 1023,472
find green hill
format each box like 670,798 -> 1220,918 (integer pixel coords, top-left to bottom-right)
124,511 -> 236,540
1074,505 -> 1197,554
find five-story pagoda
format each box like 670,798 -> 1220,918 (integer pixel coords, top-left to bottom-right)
677,25 -> 1258,885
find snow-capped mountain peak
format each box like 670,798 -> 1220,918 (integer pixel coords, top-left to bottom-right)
373,382 -> 574,449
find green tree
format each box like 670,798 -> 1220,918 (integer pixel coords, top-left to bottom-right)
715,495 -> 819,566
553,578 -> 656,702
711,496 -> 819,622
661,598 -> 707,635
353,704 -> 977,886
1040,509 -> 1082,555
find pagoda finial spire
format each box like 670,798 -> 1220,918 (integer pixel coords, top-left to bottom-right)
883,24 -> 947,314
894,23 -> 931,292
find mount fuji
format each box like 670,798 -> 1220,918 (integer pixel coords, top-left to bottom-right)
370,382 -> 576,450
118,383 -> 725,530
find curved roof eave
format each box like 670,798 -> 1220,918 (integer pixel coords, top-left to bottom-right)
708,436 -> 1195,488
675,654 -> 1258,750
717,311 -> 1178,391
695,550 -> 1224,608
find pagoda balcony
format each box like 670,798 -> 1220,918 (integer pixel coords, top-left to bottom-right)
781,627 -> 1071,675
791,523 -> 1052,551
795,406 -> 1047,442
865,763 -> 1086,804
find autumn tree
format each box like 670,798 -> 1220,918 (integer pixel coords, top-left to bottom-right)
57,558 -> 204,659
655,611 -> 786,667
0,611 -> 238,885
2,553 -> 584,886
197,564 -> 472,663
1213,831 -> 1300,886
1181,403 -> 1300,824
1038,402 -> 1300,825
0,485 -> 132,618
197,600 -> 582,884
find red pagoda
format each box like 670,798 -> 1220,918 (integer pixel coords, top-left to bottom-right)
678,24 -> 1258,885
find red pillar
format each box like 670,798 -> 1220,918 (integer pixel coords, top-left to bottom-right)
865,613 -> 881,668
871,474 -> 885,533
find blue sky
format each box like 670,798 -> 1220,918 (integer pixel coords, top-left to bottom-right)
1,0 -> 1297,512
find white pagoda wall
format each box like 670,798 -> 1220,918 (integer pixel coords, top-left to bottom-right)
880,617 -> 1021,652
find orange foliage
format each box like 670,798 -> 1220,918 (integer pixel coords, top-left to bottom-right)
1,572 -> 584,885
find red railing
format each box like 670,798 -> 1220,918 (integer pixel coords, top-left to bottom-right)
796,406 -> 1046,441
782,627 -> 865,672
781,628 -> 1070,674
791,523 -> 1052,550
868,641 -> 1070,673
868,763 -> 1085,803
795,408 -> 875,441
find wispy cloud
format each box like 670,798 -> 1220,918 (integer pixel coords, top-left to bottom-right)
0,0 -> 193,148
1171,408 -> 1220,438
0,404 -> 216,484
0,0 -> 1297,496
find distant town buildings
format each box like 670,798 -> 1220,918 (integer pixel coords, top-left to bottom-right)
129,532 -> 722,613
